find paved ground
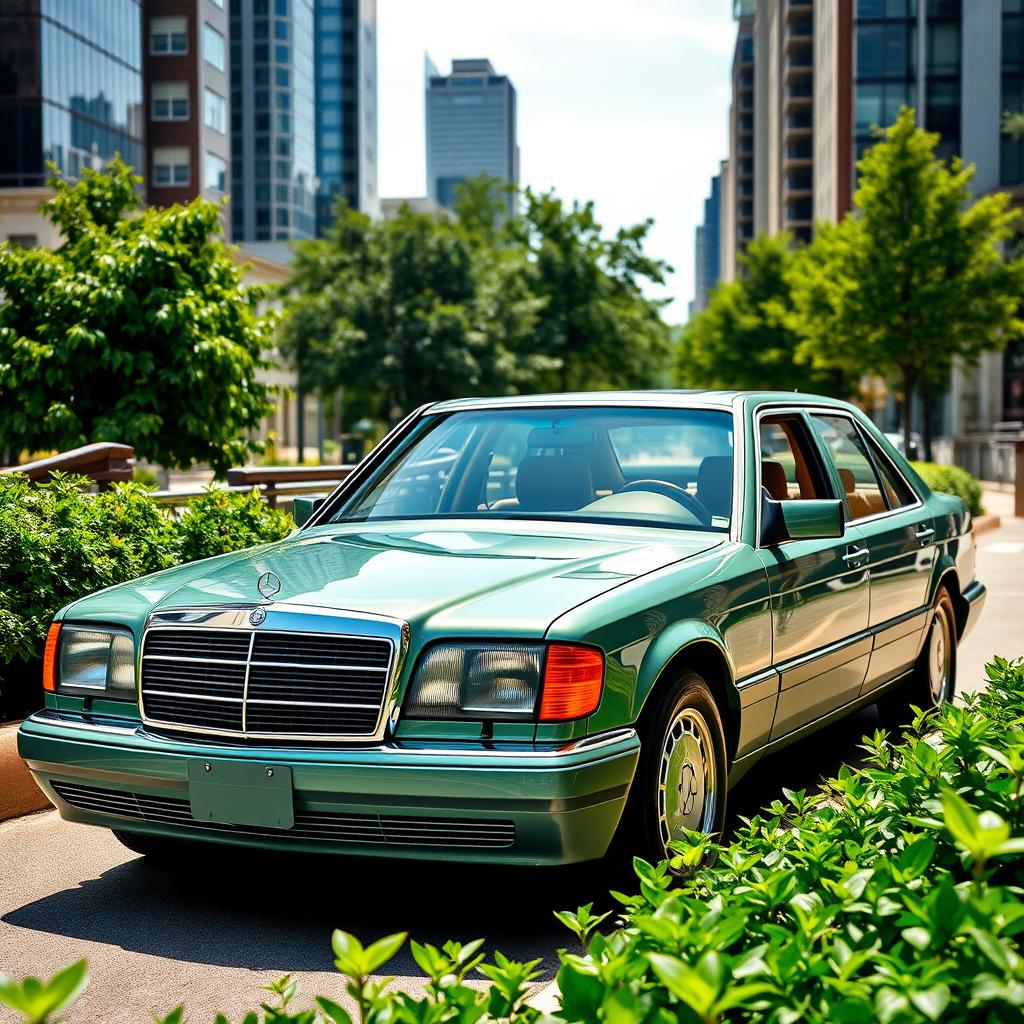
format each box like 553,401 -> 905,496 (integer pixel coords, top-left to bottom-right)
2,511 -> 1022,1023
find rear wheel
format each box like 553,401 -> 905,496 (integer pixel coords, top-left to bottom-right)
615,671 -> 728,865
878,588 -> 957,727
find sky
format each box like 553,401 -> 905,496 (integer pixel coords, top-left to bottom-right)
376,0 -> 736,322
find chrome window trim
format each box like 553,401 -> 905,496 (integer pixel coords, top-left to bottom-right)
309,399 -> 744,542
137,611 -> 407,744
750,400 -> 925,545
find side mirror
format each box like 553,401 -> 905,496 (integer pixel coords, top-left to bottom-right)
292,495 -> 327,527
761,496 -> 845,545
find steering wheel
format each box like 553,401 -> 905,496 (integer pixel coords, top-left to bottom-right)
619,480 -> 713,526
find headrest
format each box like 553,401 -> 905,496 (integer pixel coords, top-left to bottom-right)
761,460 -> 789,501
696,455 -> 733,519
838,467 -> 856,494
515,454 -> 594,512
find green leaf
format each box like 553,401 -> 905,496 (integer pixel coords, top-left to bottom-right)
315,996 -> 354,1024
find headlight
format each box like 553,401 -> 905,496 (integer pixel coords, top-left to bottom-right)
403,641 -> 604,722
43,623 -> 136,700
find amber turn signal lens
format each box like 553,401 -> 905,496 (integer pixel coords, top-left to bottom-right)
539,644 -> 604,722
42,622 -> 62,692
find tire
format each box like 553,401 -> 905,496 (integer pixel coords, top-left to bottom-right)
878,588 -> 957,728
613,671 -> 728,865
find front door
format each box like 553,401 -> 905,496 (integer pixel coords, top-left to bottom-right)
755,411 -> 871,739
806,413 -> 935,695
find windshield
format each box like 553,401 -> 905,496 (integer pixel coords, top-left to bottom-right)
329,406 -> 735,532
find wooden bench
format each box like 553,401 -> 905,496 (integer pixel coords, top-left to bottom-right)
0,442 -> 135,489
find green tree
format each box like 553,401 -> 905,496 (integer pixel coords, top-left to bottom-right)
511,190 -> 673,391
676,232 -> 859,396
279,202 -> 549,423
792,108 -> 1024,458
451,173 -> 513,243
0,159 -> 277,474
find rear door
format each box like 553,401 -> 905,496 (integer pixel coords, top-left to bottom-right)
806,413 -> 935,696
755,410 -> 871,739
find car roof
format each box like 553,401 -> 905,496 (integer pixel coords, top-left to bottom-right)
428,390 -> 857,413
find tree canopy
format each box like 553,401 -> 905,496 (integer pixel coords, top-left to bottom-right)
278,201 -> 550,423
0,159 -> 276,474
675,232 -> 859,397
791,107 -> 1024,456
511,190 -> 673,392
280,181 -> 674,422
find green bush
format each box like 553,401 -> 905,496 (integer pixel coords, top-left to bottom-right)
172,486 -> 293,563
3,658 -> 1024,1023
911,461 -> 984,517
0,475 -> 293,720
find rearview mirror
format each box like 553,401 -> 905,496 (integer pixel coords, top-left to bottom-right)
292,495 -> 327,527
760,497 -> 845,545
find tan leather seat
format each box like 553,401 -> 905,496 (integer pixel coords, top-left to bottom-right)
839,467 -> 878,519
760,460 -> 789,500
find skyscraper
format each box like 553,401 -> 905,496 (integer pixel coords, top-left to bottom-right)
720,2 -> 755,283
425,57 -> 518,219
0,0 -> 145,202
229,0 -> 317,241
314,0 -> 378,232
144,0 -> 231,213
690,172 -> 722,316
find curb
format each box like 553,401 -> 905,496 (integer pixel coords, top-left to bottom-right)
527,980 -> 561,1014
0,721 -> 49,822
973,514 -> 1001,537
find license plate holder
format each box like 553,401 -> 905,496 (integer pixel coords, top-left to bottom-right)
187,760 -> 294,829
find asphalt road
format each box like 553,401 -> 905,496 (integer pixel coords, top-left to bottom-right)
2,514 -> 1022,1023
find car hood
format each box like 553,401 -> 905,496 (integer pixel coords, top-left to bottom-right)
64,520 -> 725,638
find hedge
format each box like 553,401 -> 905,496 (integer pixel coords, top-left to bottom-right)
911,462 -> 984,518
0,473 -> 293,720
3,656 -> 1024,1023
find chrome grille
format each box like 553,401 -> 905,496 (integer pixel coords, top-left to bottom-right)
140,627 -> 394,739
52,782 -> 516,849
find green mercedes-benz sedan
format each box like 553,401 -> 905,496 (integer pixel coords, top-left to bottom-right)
19,392 -> 986,865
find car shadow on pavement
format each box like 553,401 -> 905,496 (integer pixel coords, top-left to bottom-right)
3,705 -> 881,977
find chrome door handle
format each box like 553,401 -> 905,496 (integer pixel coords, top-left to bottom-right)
915,524 -> 935,544
843,546 -> 869,563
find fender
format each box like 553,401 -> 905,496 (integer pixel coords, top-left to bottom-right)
632,619 -> 743,737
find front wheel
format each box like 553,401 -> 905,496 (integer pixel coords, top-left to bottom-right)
617,671 -> 728,865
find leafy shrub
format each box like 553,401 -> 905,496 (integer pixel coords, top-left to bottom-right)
173,486 -> 293,563
3,658 -> 1023,1023
911,461 -> 984,517
0,475 -> 292,719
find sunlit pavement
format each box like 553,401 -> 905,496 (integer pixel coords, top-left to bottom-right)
1,511 -> 1021,1023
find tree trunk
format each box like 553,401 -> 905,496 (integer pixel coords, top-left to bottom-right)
920,376 -> 933,463
901,365 -> 914,461
296,382 -> 306,465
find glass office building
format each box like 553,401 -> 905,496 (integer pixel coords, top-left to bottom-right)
425,57 -> 518,219
314,0 -> 377,233
229,0 -> 317,241
0,0 -> 144,186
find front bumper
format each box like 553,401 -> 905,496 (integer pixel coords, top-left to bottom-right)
960,579 -> 986,642
18,712 -> 640,866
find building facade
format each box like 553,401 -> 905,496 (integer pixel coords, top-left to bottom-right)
314,0 -> 378,233
0,0 -> 145,245
720,2 -> 756,283
144,0 -> 231,212
425,57 -> 518,219
690,172 -> 721,316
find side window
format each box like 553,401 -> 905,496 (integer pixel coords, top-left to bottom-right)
862,432 -> 918,509
808,414 -> 887,520
758,416 -> 830,501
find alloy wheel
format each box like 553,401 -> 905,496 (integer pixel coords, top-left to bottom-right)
658,707 -> 718,850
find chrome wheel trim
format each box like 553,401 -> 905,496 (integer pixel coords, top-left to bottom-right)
927,605 -> 952,706
657,707 -> 717,850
